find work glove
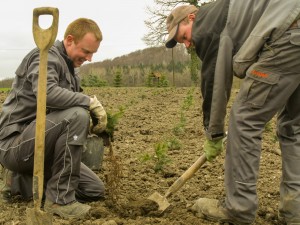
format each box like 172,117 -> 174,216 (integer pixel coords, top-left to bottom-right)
89,118 -> 110,147
204,137 -> 224,162
89,95 -> 107,135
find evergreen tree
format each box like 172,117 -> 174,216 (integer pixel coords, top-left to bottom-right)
113,70 -> 122,87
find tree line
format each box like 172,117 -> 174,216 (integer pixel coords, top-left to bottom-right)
0,45 -> 200,88
79,45 -> 200,87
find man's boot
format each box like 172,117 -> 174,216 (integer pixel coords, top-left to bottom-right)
190,198 -> 252,225
44,199 -> 91,219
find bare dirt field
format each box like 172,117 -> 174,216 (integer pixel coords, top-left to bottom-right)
0,87 -> 282,225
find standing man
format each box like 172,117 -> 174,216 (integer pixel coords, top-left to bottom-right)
165,1 -> 300,224
0,18 -> 107,219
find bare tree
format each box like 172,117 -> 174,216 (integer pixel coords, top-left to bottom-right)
143,0 -> 187,47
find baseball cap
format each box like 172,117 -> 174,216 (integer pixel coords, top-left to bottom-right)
165,5 -> 198,48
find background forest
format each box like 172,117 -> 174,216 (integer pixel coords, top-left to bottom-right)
0,45 -> 199,89
79,45 -> 199,87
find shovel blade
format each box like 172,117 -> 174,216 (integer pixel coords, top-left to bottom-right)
26,207 -> 53,225
147,191 -> 170,212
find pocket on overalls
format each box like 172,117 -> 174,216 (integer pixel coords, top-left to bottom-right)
240,67 -> 280,109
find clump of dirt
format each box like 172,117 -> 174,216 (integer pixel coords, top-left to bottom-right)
105,196 -> 159,218
89,206 -> 111,219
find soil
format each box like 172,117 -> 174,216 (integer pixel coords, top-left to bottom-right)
0,87 -> 282,225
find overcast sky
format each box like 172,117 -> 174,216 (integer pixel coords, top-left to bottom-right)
0,0 -> 154,80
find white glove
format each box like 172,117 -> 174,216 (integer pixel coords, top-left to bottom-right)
89,95 -> 107,134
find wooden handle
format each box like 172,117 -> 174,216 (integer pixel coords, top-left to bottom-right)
164,154 -> 207,198
32,7 -> 59,209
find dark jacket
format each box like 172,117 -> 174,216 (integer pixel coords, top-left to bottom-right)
0,40 -> 90,140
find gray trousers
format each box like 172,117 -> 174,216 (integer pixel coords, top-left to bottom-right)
0,107 -> 104,204
225,28 -> 300,223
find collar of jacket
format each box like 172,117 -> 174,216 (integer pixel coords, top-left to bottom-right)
191,0 -> 229,60
53,40 -> 75,76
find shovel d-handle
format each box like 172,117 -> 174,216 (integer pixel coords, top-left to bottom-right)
33,7 -> 59,50
32,7 -> 59,210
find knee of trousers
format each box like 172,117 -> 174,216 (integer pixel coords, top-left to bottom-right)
71,107 -> 90,123
76,180 -> 105,202
89,179 -> 105,198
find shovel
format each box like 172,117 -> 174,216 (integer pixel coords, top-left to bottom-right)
148,153 -> 207,212
148,136 -> 227,212
26,7 -> 59,225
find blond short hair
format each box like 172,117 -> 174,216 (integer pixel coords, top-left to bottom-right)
64,18 -> 102,43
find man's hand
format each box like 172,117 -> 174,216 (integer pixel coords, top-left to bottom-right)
89,95 -> 107,135
204,137 -> 224,162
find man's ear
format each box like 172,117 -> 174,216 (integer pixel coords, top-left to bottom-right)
65,35 -> 74,46
188,13 -> 196,21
